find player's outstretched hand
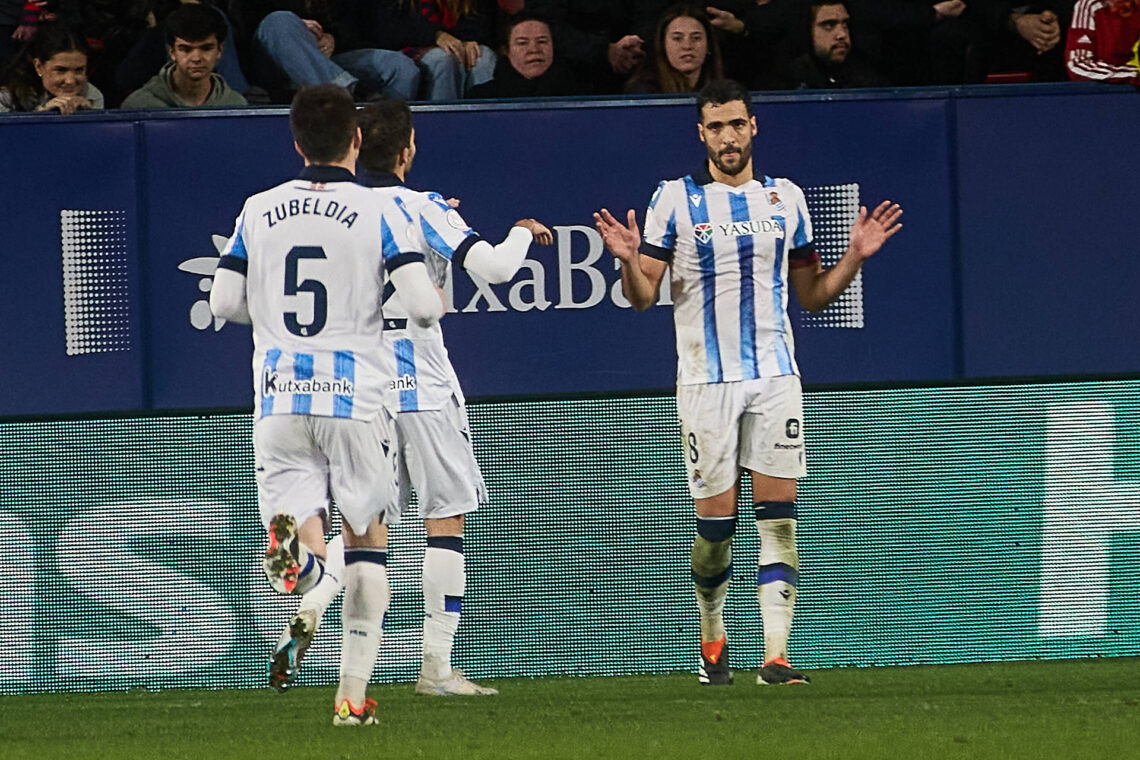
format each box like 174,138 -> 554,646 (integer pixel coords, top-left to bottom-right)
593,208 -> 640,264
849,200 -> 902,260
514,218 -> 553,245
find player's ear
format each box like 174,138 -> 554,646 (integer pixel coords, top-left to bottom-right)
352,126 -> 363,151
749,115 -> 757,137
294,140 -> 305,160
697,122 -> 706,144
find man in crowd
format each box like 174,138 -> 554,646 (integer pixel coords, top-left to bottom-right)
121,3 -> 246,107
594,79 -> 902,686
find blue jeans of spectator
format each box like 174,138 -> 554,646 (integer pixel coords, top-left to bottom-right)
333,49 -> 419,100
418,45 -> 496,100
254,11 -> 419,99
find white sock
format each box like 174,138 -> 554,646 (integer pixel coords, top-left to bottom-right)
299,534 -> 345,625
422,536 -> 465,681
692,517 -> 736,647
336,548 -> 389,706
755,515 -> 799,663
695,580 -> 730,645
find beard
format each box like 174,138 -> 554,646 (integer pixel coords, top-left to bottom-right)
707,140 -> 753,177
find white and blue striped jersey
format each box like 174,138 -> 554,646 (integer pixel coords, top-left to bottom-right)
359,171 -> 480,414
217,166 -> 421,421
640,166 -> 819,386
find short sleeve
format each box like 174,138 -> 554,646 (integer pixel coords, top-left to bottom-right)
217,207 -> 249,275
418,192 -> 481,264
787,185 -> 819,270
381,197 -> 424,273
639,181 -> 678,261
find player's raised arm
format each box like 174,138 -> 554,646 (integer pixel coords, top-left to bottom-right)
790,200 -> 902,313
210,214 -> 252,324
455,218 -> 553,284
594,207 -> 666,311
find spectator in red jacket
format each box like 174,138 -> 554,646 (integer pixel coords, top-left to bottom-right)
1066,0 -> 1140,82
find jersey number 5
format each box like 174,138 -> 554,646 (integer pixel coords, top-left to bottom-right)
284,246 -> 328,337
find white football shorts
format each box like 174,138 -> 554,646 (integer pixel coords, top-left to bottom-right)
253,412 -> 398,536
389,395 -> 487,524
676,375 -> 807,499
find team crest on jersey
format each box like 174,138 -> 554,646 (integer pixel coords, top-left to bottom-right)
693,223 -> 714,244
768,191 -> 786,211
689,193 -> 703,208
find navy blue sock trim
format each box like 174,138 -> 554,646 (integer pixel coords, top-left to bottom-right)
299,552 -> 324,583
757,562 -> 799,587
754,501 -> 797,521
444,594 -> 463,613
693,564 -> 733,588
426,535 -> 464,554
344,547 -> 388,566
696,516 -> 737,542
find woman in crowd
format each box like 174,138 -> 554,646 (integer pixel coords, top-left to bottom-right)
625,2 -> 723,94
0,22 -> 103,112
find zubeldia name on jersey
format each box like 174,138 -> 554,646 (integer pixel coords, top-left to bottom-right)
260,195 -> 359,230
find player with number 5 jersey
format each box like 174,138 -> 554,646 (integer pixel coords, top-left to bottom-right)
211,84 -> 445,726
220,147 -> 409,423
264,98 -> 553,701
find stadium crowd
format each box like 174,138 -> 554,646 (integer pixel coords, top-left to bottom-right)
0,0 -> 1136,112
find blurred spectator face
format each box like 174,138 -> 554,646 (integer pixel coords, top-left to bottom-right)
812,4 -> 851,65
169,35 -> 223,83
507,20 -> 554,80
33,50 -> 88,98
664,15 -> 708,78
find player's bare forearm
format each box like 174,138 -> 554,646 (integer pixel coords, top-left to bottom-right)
793,200 -> 902,311
792,254 -> 862,313
595,207 -> 661,309
619,258 -> 659,311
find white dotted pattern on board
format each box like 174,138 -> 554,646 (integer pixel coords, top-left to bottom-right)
802,183 -> 864,329
61,209 -> 131,355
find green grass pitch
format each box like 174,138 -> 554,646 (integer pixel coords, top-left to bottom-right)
3,659 -> 1138,760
